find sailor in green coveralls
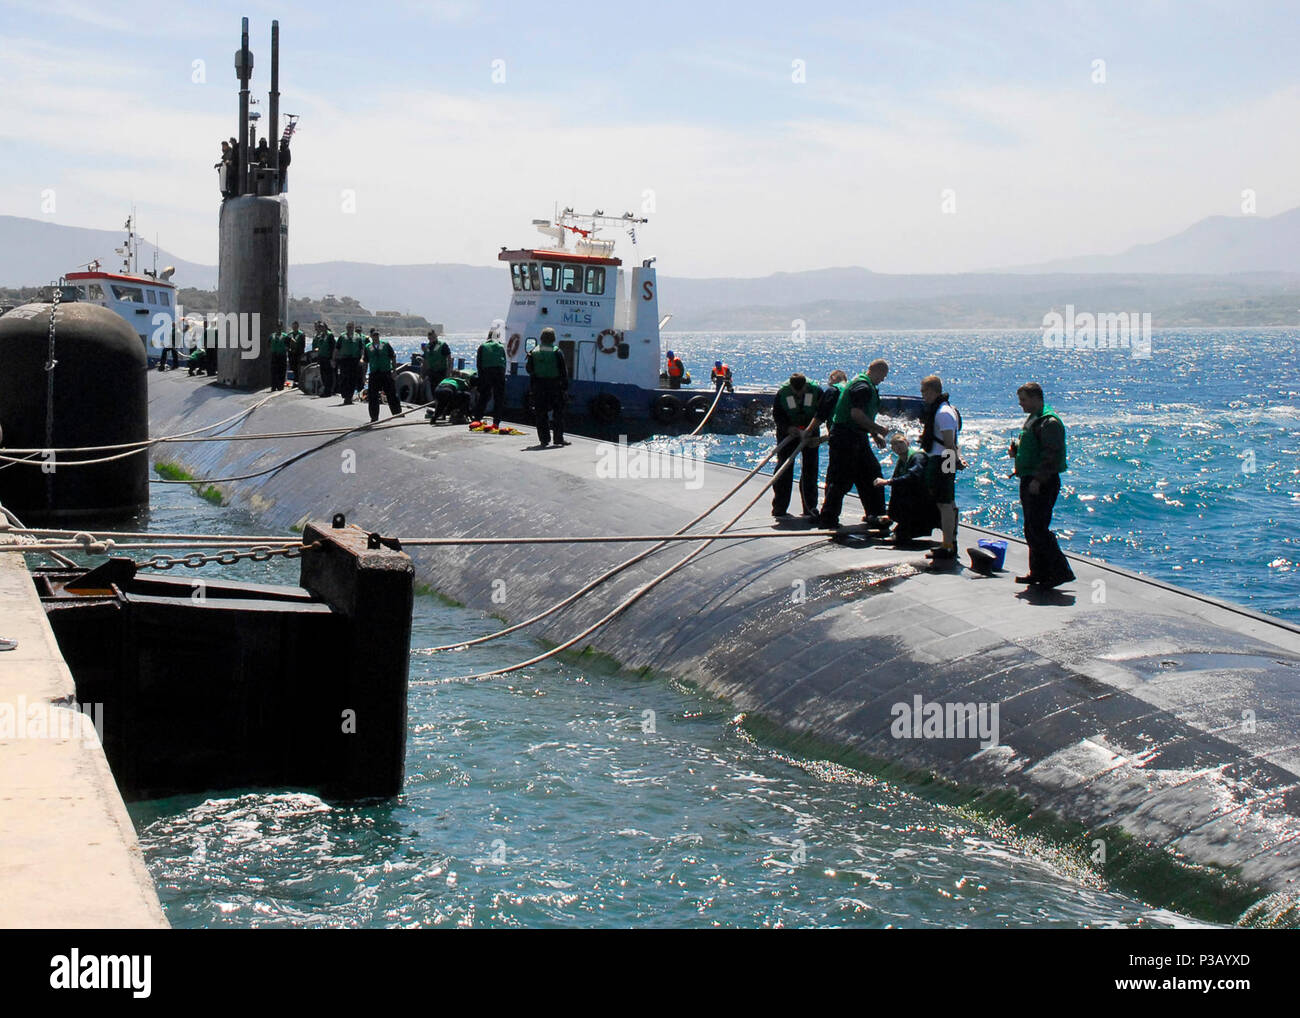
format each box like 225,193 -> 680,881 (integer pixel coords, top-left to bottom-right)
525,328 -> 569,447
313,322 -> 336,397
1010,382 -> 1074,588
475,330 -> 508,427
422,329 -> 452,397
335,323 -> 364,405
363,328 -> 402,422
287,321 -> 306,387
268,322 -> 288,392
818,359 -> 890,529
432,371 -> 477,423
771,372 -> 823,518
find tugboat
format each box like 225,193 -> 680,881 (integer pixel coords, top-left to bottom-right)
54,213 -> 180,367
489,208 -> 771,437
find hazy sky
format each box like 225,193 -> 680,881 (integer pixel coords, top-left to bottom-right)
2,0 -> 1296,277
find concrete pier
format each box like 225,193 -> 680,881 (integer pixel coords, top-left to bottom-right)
0,535 -> 166,929
145,373 -> 1300,923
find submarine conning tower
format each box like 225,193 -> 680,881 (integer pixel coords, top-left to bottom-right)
217,16 -> 290,390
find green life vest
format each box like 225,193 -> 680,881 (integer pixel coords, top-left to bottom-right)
832,373 -> 878,428
269,331 -> 287,355
366,340 -> 395,373
288,330 -> 305,353
314,332 -> 335,357
531,347 -> 560,379
893,446 -> 922,479
439,376 -> 468,394
426,341 -> 450,373
338,332 -> 362,358
1015,405 -> 1068,476
777,381 -> 822,427
479,340 -> 506,370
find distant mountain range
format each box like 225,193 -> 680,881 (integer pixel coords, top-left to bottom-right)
1001,207 -> 1300,275
2,209 -> 1297,330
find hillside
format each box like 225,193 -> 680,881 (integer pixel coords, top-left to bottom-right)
4,210 -> 1298,331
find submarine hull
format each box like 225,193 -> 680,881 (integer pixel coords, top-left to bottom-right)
145,372 -> 1300,922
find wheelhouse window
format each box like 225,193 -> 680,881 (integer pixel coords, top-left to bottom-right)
541,263 -> 559,291
585,266 -> 606,295
511,262 -> 542,291
111,285 -> 145,302
560,265 -> 583,293
147,290 -> 157,304
159,291 -> 170,306
86,283 -> 105,300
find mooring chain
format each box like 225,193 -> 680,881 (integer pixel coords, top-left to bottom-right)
136,542 -> 312,571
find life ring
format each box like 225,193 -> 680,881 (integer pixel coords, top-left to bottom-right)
596,329 -> 621,354
590,392 -> 622,424
685,394 -> 712,422
507,333 -> 521,358
651,393 -> 682,424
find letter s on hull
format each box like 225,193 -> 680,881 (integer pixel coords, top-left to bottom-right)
642,280 -> 655,301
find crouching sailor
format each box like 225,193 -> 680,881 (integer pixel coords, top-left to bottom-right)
874,431 -> 940,546
432,371 -> 477,424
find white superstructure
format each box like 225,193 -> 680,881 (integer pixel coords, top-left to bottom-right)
496,209 -> 662,387
59,214 -> 179,357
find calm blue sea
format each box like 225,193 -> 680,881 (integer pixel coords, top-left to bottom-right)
123,328 -> 1295,928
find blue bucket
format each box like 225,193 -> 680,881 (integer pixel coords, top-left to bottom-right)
978,539 -> 1008,571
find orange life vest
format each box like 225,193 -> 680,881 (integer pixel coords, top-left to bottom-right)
667,356 -> 684,379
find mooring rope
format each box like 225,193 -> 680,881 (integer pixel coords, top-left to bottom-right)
148,401 -> 436,485
426,426 -> 815,683
414,431 -> 805,655
0,389 -> 286,462
686,383 -> 728,437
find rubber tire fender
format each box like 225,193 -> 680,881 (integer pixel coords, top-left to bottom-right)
651,393 -> 683,423
685,394 -> 712,423
590,392 -> 622,424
